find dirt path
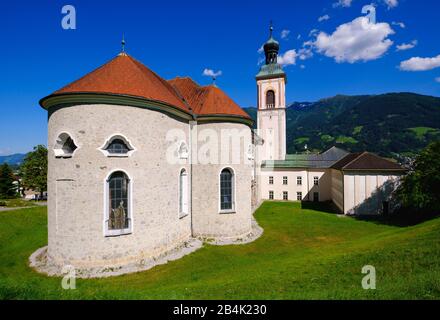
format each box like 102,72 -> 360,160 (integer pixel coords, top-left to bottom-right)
0,205 -> 46,212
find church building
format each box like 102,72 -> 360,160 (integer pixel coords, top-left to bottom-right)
33,26 -> 406,275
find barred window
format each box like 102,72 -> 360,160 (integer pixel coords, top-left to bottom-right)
283,191 -> 288,201
297,192 -> 302,201
269,176 -> 274,185
107,139 -> 130,154
101,135 -> 134,157
107,171 -> 131,234
220,168 -> 234,211
283,176 -> 288,185
297,176 -> 302,186
269,191 -> 274,200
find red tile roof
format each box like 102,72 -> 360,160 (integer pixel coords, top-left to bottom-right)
332,152 -> 406,171
168,77 -> 251,119
52,53 -> 190,112
43,54 -> 251,121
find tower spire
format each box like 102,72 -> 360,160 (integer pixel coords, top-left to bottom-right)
263,22 -> 279,65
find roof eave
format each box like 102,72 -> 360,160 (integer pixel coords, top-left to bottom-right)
195,114 -> 254,127
39,92 -> 194,121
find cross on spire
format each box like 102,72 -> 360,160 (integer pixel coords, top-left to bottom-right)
121,34 -> 126,53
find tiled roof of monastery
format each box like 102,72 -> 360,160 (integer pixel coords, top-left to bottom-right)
331,152 -> 406,171
52,53 -> 190,112
168,77 -> 251,118
40,53 -> 251,121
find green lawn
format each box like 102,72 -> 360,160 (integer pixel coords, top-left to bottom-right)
1,202 -> 439,299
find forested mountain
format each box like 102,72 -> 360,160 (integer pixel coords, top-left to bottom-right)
244,92 -> 440,157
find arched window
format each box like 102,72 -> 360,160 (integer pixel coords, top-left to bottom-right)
54,133 -> 78,158
107,139 -> 130,154
266,90 -> 275,109
106,171 -> 131,236
179,169 -> 188,217
100,135 -> 135,157
220,168 -> 235,212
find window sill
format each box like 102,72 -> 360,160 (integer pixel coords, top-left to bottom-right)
219,210 -> 236,214
105,229 -> 132,237
179,213 -> 189,219
106,154 -> 130,158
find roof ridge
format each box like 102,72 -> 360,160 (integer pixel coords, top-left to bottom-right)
126,55 -> 191,111
341,152 -> 367,169
168,80 -> 194,112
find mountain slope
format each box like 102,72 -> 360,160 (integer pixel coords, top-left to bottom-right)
0,153 -> 26,166
244,92 -> 440,157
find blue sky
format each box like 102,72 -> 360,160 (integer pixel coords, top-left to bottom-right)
1,0 -> 440,155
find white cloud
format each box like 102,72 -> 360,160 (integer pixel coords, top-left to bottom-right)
333,0 -> 353,8
318,15 -> 330,22
399,55 -> 440,71
257,45 -> 264,54
435,77 -> 440,83
309,29 -> 319,37
277,50 -> 298,66
384,0 -> 398,9
281,29 -> 291,40
298,47 -> 313,60
202,68 -> 222,77
392,21 -> 405,29
297,34 -> 302,40
396,40 -> 418,51
313,16 -> 394,63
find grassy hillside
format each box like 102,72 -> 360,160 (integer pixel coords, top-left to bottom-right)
245,92 -> 440,157
1,203 -> 439,299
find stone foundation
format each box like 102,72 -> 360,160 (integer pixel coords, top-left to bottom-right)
30,218 -> 263,278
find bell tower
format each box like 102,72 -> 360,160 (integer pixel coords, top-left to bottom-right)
256,23 -> 287,161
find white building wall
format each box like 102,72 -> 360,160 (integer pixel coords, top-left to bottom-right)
191,122 -> 253,239
330,169 -> 344,212
343,172 -> 401,215
256,78 -> 286,161
260,168 -> 331,202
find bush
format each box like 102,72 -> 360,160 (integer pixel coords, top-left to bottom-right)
396,140 -> 440,214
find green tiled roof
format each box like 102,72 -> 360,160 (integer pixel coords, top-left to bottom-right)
256,64 -> 285,80
262,147 -> 349,169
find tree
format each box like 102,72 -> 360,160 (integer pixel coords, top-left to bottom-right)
21,145 -> 48,198
396,140 -> 440,213
0,163 -> 16,198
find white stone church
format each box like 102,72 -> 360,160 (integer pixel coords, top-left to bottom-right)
34,27 -> 405,274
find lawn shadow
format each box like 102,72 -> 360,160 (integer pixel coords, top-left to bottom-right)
353,208 -> 440,227
300,201 -> 340,214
